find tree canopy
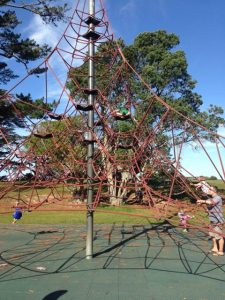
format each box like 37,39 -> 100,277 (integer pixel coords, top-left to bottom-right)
68,30 -> 224,136
123,30 -> 224,131
0,0 -> 68,148
0,0 -> 69,83
65,30 -> 225,202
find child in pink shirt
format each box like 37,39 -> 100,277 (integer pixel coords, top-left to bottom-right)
178,210 -> 194,232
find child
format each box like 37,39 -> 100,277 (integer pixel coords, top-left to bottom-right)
136,172 -> 144,183
135,171 -> 144,201
112,102 -> 131,119
12,202 -> 23,224
191,176 -> 211,194
178,209 -> 194,232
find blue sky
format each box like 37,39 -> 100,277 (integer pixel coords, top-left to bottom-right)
103,0 -> 225,177
10,0 -> 225,115
105,0 -> 225,116
5,0 -> 225,178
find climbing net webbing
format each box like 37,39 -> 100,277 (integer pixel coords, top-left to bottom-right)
0,0 -> 225,234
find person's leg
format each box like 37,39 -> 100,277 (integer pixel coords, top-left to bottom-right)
218,238 -> 224,254
211,237 -> 218,252
213,226 -> 224,254
182,220 -> 188,232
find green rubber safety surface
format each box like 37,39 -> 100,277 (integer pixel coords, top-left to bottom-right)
0,223 -> 225,300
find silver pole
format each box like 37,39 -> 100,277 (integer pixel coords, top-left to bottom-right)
86,0 -> 95,259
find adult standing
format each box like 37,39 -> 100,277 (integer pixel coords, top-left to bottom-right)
197,186 -> 224,256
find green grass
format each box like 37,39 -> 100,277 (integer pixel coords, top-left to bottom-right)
1,179 -> 224,225
1,209 -> 209,227
207,179 -> 225,190
0,206 -> 155,225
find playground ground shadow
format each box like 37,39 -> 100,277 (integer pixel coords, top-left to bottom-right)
0,223 -> 225,299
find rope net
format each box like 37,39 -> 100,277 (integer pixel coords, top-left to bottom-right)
0,0 -> 225,234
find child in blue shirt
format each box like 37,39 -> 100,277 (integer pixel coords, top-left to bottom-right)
12,202 -> 23,224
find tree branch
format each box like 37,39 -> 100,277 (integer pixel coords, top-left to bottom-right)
4,3 -> 40,14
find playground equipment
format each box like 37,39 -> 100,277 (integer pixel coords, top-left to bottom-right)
0,0 -> 225,259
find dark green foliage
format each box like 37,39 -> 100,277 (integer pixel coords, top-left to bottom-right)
67,40 -> 125,100
66,30 -> 225,196
15,93 -> 56,119
25,116 -> 87,180
0,1 -> 69,83
0,1 -> 68,148
68,30 -> 225,150
125,30 -> 224,133
68,30 -> 224,136
0,90 -> 56,146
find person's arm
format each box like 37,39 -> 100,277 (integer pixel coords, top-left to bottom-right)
197,198 -> 214,205
191,182 -> 200,188
195,182 -> 202,189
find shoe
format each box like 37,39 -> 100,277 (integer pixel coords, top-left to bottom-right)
183,229 -> 188,233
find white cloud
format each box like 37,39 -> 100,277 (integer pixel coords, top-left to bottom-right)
14,0 -> 112,101
26,0 -> 76,47
120,0 -> 136,15
25,13 -> 85,101
27,15 -> 60,47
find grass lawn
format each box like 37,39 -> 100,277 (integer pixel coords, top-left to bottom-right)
0,206 -> 157,225
207,179 -> 225,190
1,179 -> 224,226
0,204 -> 210,229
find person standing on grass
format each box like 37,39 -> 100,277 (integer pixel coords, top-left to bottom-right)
197,186 -> 224,256
12,201 -> 23,224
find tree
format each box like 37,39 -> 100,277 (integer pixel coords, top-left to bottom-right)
0,1 -> 69,149
209,176 -> 217,180
0,0 -> 69,83
124,30 -> 224,132
66,31 -> 225,204
24,117 -> 87,195
0,91 -> 57,148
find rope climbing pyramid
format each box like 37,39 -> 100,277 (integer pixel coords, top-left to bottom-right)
0,0 -> 225,229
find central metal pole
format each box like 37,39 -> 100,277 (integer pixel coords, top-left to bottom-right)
86,0 -> 95,259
